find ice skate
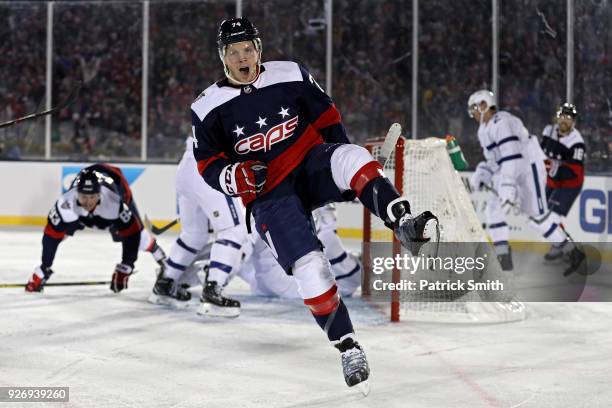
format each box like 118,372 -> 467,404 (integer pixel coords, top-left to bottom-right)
391,201 -> 438,255
148,273 -> 191,309
563,246 -> 587,277
197,280 -> 240,318
335,335 -> 370,395
498,247 -> 514,271
544,240 -> 568,262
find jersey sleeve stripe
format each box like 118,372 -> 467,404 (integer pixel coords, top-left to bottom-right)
497,135 -> 520,146
116,220 -> 141,237
496,153 -> 523,164
197,152 -> 228,176
312,104 -> 342,131
486,135 -> 520,150
44,223 -> 66,240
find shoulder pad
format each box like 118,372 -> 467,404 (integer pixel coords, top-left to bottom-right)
191,83 -> 240,122
258,61 -> 303,88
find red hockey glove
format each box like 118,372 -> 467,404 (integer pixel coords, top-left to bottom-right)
220,161 -> 268,204
110,263 -> 133,293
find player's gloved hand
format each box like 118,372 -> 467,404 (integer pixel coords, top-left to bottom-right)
469,162 -> 492,191
498,183 -> 518,210
110,263 -> 133,293
25,265 -> 54,292
220,161 -> 268,204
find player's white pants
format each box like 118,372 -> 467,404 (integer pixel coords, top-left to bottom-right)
487,159 -> 566,253
314,204 -> 361,296
164,150 -> 248,286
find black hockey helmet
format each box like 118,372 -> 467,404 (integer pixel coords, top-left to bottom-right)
216,17 -> 263,78
556,102 -> 578,120
217,17 -> 261,51
76,169 -> 100,194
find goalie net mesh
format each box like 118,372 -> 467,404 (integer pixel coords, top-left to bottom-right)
362,137 -> 525,323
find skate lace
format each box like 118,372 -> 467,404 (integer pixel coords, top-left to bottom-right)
341,347 -> 368,377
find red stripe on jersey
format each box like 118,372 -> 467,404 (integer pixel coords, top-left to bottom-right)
350,160 -> 385,197
304,285 -> 340,316
197,152 -> 228,176
313,104 -> 342,131
117,219 -> 142,238
99,164 -> 133,204
547,162 -> 584,189
263,125 -> 323,194
44,223 -> 66,240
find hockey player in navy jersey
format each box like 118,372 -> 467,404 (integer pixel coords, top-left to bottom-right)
467,90 -> 584,273
540,103 -> 586,269
191,17 -> 438,391
26,164 -> 167,293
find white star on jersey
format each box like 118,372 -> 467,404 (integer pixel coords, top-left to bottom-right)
233,125 -> 245,137
278,107 -> 290,118
256,116 -> 268,128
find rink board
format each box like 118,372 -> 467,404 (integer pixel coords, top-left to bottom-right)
0,161 -> 611,242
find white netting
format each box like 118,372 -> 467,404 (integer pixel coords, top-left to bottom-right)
365,137 -> 525,323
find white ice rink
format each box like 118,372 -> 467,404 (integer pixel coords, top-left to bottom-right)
2,227 -> 611,408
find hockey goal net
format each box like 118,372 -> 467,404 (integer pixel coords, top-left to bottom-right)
362,137 -> 525,323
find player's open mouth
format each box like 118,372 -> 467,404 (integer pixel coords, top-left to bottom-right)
239,67 -> 250,75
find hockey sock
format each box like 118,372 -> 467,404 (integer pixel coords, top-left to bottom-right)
312,298 -> 354,342
358,177 -> 401,222
318,229 -> 360,279
530,211 -> 568,243
304,285 -> 354,341
165,237 -> 201,280
207,237 -> 242,285
488,221 -> 510,255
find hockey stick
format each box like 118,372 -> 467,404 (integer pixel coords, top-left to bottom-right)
0,281 -> 110,288
0,82 -> 82,129
376,123 -> 402,167
144,215 -> 178,236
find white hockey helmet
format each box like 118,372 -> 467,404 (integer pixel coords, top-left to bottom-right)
467,89 -> 496,118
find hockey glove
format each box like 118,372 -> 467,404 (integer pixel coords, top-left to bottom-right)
220,161 -> 268,204
25,265 -> 54,292
469,162 -> 493,191
110,263 -> 133,293
498,183 -> 518,210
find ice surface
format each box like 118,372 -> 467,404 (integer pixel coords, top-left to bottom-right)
1,228 -> 611,407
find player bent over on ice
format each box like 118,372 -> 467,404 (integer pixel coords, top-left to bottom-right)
26,164 -> 167,293
191,17 -> 438,393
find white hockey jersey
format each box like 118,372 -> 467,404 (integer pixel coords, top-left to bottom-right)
477,111 -> 545,182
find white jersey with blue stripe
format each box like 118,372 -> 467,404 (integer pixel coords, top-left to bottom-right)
477,110 -> 544,181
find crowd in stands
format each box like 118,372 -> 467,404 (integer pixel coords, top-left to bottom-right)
0,0 -> 609,172
0,3 -> 46,159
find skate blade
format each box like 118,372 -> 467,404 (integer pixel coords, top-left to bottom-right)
354,380 -> 370,396
148,293 -> 191,309
196,302 -> 240,318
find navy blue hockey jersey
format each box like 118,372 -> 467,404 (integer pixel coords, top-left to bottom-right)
191,61 -> 349,195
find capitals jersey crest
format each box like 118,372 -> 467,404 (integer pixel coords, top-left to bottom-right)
190,61 -> 348,195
